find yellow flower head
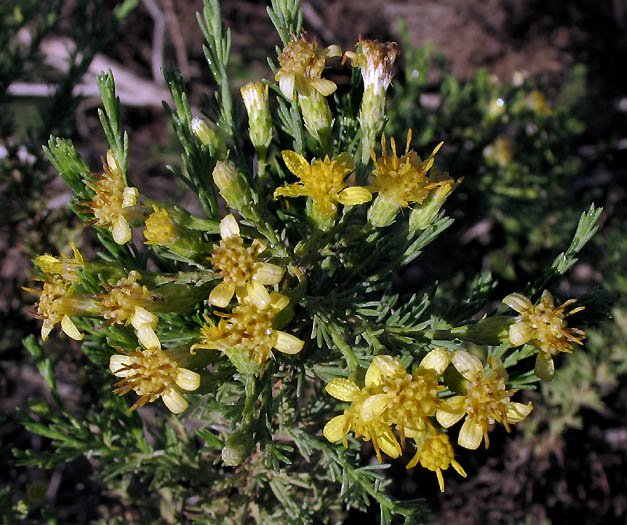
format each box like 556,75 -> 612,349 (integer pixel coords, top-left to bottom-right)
323,376 -> 402,462
24,274 -> 96,341
34,242 -> 84,282
209,214 -> 285,309
98,271 -> 161,349
366,351 -> 448,446
109,347 -> 200,413
82,150 -> 141,245
344,39 -> 398,93
436,350 -> 533,450
275,34 -> 341,99
144,206 -> 178,246
406,430 -> 466,492
323,349 -> 450,461
371,130 -> 450,208
483,136 -> 514,168
503,290 -> 586,381
274,150 -> 372,219
192,292 -> 303,366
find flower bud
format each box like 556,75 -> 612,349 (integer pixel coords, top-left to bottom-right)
191,117 -> 226,159
240,82 -> 273,160
212,161 -> 250,212
298,92 -> 333,149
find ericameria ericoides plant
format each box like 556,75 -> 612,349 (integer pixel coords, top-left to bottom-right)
24,0 -> 598,521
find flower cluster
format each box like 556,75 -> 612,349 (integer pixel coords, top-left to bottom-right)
323,348 -> 534,490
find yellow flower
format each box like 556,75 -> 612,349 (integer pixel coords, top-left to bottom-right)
436,350 -> 533,450
371,130 -> 449,208
209,214 -> 285,309
24,274 -> 97,341
368,131 -> 457,227
82,150 -> 143,245
323,377 -> 402,462
98,271 -> 161,349
144,205 -> 178,245
406,430 -> 466,492
275,35 -> 341,99
34,242 -> 84,282
274,150 -> 372,220
192,292 -> 303,366
365,351 -> 448,445
323,349 -> 450,461
503,290 -> 586,381
109,347 -> 200,413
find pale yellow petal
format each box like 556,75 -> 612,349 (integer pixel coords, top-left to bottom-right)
509,321 -> 533,346
131,306 -> 158,329
337,187 -> 373,206
436,410 -> 466,429
278,72 -> 295,99
219,213 -> 240,240
419,347 -> 450,375
175,368 -> 201,392
458,418 -> 483,450
161,387 -> 189,414
325,378 -> 360,402
246,281 -> 272,309
61,314 -> 84,340
323,415 -> 347,442
273,183 -> 307,199
122,186 -> 138,208
281,150 -> 310,178
269,292 -> 290,311
41,321 -> 53,341
502,292 -> 532,313
323,44 -> 342,58
359,394 -> 389,422
451,350 -> 483,382
209,282 -> 236,308
34,255 -> 61,273
136,326 -> 161,350
273,331 -> 304,355
378,432 -> 401,459
534,352 -> 555,381
311,78 -> 337,96
506,401 -> 533,423
109,354 -> 134,377
366,355 -> 407,378
253,263 -> 285,285
112,215 -> 132,245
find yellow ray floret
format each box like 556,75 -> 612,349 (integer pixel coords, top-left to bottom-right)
109,346 -> 200,413
274,150 -> 372,218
